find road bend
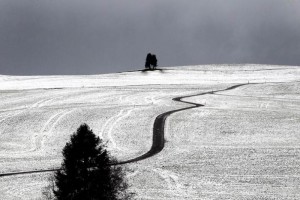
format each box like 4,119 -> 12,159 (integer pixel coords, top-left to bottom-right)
0,83 -> 251,177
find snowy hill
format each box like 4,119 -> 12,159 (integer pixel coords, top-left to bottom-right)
0,64 -> 300,199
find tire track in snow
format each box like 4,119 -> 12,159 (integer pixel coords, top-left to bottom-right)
107,109 -> 134,150
145,95 -> 160,105
99,110 -> 125,139
0,83 -> 252,177
152,168 -> 186,195
101,109 -> 134,151
0,98 -> 54,126
32,112 -> 63,151
31,109 -> 75,152
0,111 -> 23,125
29,98 -> 53,108
3,109 -> 76,155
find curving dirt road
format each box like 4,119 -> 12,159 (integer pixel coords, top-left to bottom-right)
0,83 -> 251,177
116,83 -> 251,164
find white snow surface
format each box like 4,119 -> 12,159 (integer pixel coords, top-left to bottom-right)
0,64 -> 300,199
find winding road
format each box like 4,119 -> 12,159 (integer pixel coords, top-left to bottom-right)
0,83 -> 251,177
116,83 -> 251,164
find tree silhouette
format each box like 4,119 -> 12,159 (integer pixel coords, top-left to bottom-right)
151,54 -> 157,69
145,53 -> 152,69
145,53 -> 158,70
53,124 -> 132,200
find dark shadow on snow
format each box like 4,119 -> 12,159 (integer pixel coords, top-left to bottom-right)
141,68 -> 164,73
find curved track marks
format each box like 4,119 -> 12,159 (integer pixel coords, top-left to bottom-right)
152,168 -> 185,195
0,98 -> 54,126
100,109 -> 134,148
105,109 -> 135,150
0,83 -> 251,176
32,109 -> 75,152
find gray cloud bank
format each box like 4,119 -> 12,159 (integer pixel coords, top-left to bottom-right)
0,0 -> 300,75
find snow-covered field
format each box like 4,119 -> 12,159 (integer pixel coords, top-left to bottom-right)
0,64 -> 299,199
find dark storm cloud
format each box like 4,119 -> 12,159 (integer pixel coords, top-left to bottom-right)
0,0 -> 300,75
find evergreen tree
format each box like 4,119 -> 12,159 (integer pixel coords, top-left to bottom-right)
145,53 -> 152,69
151,54 -> 157,69
53,124 -> 132,200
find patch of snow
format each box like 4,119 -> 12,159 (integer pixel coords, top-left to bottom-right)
0,64 -> 300,199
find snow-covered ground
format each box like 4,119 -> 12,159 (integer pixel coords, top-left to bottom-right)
0,64 -> 299,199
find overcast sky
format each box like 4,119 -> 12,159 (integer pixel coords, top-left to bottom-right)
0,0 -> 300,75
